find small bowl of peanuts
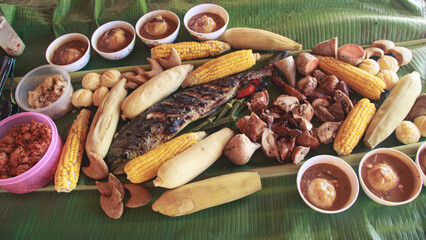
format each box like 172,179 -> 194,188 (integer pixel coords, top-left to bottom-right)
0,112 -> 63,194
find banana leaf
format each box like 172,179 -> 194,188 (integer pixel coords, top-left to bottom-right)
0,0 -> 425,239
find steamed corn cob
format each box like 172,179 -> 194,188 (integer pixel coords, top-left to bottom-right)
152,172 -> 262,217
151,40 -> 231,61
124,132 -> 206,184
54,109 -> 91,192
319,57 -> 386,100
334,98 -> 376,155
182,49 -> 261,88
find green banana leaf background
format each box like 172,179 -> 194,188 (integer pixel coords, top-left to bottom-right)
0,0 -> 425,239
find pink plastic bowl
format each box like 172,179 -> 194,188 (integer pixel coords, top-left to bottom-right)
0,112 -> 63,194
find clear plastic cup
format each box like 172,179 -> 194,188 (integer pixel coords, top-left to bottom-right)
0,16 -> 25,56
0,112 -> 63,194
15,65 -> 73,120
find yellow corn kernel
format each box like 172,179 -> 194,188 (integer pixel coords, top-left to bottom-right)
54,109 -> 91,193
319,57 -> 386,100
334,98 -> 376,155
151,40 -> 231,61
182,49 -> 260,88
124,132 -> 206,184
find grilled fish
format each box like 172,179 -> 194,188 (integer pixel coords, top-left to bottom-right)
107,68 -> 272,174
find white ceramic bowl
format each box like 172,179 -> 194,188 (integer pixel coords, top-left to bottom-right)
359,148 -> 423,206
135,10 -> 180,47
416,142 -> 426,187
45,33 -> 90,72
297,155 -> 359,214
15,65 -> 73,120
184,4 -> 229,41
91,21 -> 136,60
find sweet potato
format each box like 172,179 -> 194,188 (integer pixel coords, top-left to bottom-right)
337,43 -> 365,65
296,53 -> 319,75
312,37 -> 338,57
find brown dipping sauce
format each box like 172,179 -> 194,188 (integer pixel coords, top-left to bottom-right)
97,27 -> 133,53
140,16 -> 178,40
52,40 -> 88,65
300,163 -> 351,211
188,12 -> 225,33
419,148 -> 426,175
361,153 -> 415,202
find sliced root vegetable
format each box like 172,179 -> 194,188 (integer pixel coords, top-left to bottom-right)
158,47 -> 182,69
108,173 -> 124,199
364,47 -> 384,59
371,39 -> 395,54
337,43 -> 365,65
82,152 -> 109,180
100,187 -> 123,219
312,37 -> 338,57
152,172 -> 262,217
296,53 -> 319,75
144,58 -> 164,79
405,94 -> 426,121
273,56 -> 296,87
390,46 -> 412,66
124,184 -> 152,208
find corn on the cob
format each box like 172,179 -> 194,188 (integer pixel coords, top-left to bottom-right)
124,132 -> 206,184
54,109 -> 91,192
153,128 -> 234,189
319,57 -> 386,100
152,172 -> 262,217
182,50 -> 260,88
219,27 -> 302,51
334,98 -> 376,155
364,72 -> 422,149
151,40 -> 231,61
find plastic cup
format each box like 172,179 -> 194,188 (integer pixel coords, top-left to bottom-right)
15,65 -> 73,120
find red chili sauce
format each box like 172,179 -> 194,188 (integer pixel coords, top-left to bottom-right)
188,12 -> 225,33
97,27 -> 133,53
139,16 -> 178,40
52,40 -> 88,65
361,153 -> 415,202
300,163 -> 351,211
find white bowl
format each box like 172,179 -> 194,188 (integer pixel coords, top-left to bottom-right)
135,10 -> 180,47
296,155 -> 359,214
184,4 -> 229,41
15,65 -> 73,120
359,148 -> 423,206
91,21 -> 136,60
45,33 -> 90,72
416,142 -> 426,187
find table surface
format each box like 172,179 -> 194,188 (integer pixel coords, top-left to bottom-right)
0,0 -> 425,239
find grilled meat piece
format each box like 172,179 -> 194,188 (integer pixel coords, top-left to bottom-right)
107,69 -> 271,174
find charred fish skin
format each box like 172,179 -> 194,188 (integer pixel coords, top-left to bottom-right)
107,69 -> 272,174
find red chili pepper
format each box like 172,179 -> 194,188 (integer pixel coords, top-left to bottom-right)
237,84 -> 256,98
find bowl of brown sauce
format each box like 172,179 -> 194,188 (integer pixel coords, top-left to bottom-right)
416,142 -> 426,186
45,33 -> 90,72
91,20 -> 136,60
297,155 -> 359,214
184,4 -> 229,41
136,10 -> 180,47
359,148 -> 423,206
